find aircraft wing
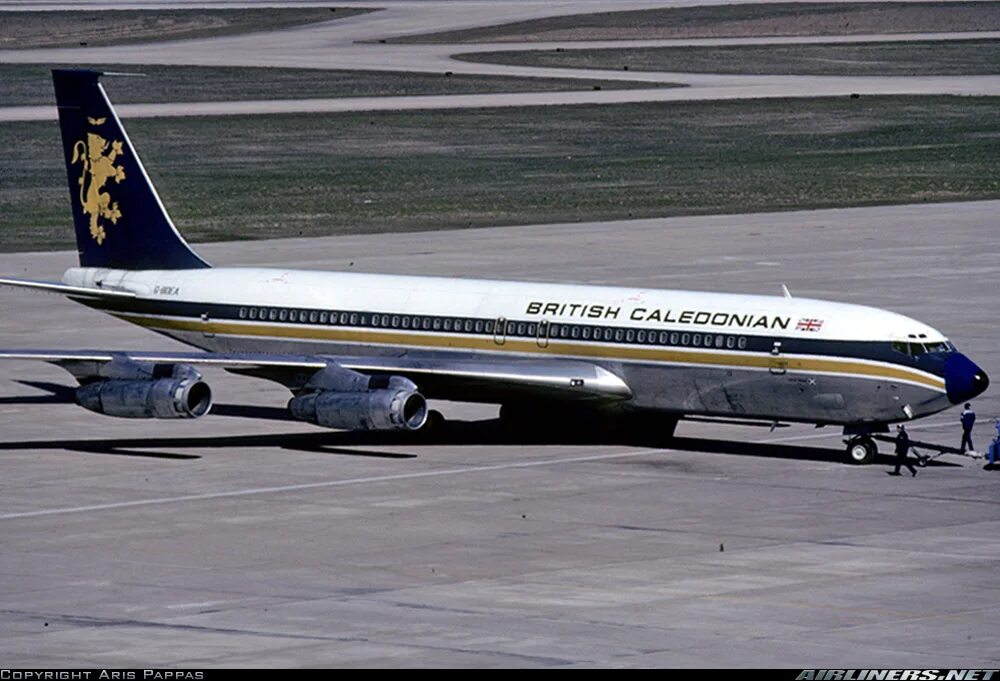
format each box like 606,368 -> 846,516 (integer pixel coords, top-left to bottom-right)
0,349 -> 632,403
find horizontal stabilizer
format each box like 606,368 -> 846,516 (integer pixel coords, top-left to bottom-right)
0,277 -> 136,299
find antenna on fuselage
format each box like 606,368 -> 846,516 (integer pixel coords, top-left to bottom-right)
781,284 -> 793,299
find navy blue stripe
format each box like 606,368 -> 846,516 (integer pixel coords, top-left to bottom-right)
77,296 -> 948,378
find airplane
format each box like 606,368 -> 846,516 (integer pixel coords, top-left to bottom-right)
0,69 -> 990,464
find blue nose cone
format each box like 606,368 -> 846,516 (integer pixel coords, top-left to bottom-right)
944,353 -> 990,404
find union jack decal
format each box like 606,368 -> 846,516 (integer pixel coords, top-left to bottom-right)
796,318 -> 824,332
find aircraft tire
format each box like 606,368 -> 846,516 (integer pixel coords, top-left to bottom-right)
846,436 -> 877,465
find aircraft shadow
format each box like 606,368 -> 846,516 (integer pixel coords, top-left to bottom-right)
0,382 -> 960,466
0,414 -> 960,467
0,381 -> 78,405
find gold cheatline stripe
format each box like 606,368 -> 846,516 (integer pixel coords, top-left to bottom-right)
116,314 -> 946,391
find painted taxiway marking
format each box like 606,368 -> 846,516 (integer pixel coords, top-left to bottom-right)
0,449 -> 649,521
0,418 -> 958,521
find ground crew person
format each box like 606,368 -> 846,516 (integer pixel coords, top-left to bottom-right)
987,418 -> 1000,468
889,424 -> 918,476
960,403 -> 976,453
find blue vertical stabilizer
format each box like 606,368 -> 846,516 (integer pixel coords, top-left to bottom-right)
52,69 -> 210,270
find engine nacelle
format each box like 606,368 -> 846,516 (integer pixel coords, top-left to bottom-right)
75,367 -> 212,419
288,385 -> 428,431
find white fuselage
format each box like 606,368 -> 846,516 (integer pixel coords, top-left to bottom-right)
64,266 -> 954,425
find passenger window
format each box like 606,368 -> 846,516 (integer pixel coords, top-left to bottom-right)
737,337 -> 747,349
560,325 -> 570,338
278,309 -> 287,322
465,320 -> 474,332
349,313 -> 358,325
571,326 -> 580,339
289,310 -> 298,322
626,329 -> 635,343
392,315 -> 400,328
703,334 -> 712,347
669,332 -> 678,345
402,316 -> 411,329
433,318 -> 442,330
658,331 -> 668,345
269,309 -> 278,321
238,307 -> 247,319
443,319 -> 452,331
516,322 -> 527,336
681,333 -> 690,345
692,334 -> 701,347
582,327 -> 591,340
485,320 -> 494,333
372,315 -> 381,327
248,308 -> 257,320
339,312 -> 349,325
614,329 -> 624,342
637,330 -> 646,343
726,336 -> 735,349
319,312 -> 328,324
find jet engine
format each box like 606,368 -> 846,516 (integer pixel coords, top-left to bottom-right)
287,366 -> 428,431
75,363 -> 212,419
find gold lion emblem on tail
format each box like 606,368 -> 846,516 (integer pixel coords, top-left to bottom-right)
71,126 -> 125,245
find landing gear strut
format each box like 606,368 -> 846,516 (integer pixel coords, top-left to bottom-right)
845,436 -> 878,465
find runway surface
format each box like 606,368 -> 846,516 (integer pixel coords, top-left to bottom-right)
1,202 -> 998,667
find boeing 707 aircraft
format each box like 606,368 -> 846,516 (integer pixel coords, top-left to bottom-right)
0,70 -> 989,464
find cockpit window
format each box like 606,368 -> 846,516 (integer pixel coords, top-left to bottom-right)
892,339 -> 953,357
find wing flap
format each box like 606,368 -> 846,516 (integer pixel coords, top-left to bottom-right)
337,357 -> 631,402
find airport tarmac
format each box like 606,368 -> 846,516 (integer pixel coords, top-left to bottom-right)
1,0 -> 998,668
1,202 -> 998,667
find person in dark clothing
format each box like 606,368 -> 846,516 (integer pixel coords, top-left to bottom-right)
986,418 -> 1000,468
890,424 -> 918,477
960,403 -> 976,453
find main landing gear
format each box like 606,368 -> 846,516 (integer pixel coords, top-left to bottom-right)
845,436 -> 878,465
